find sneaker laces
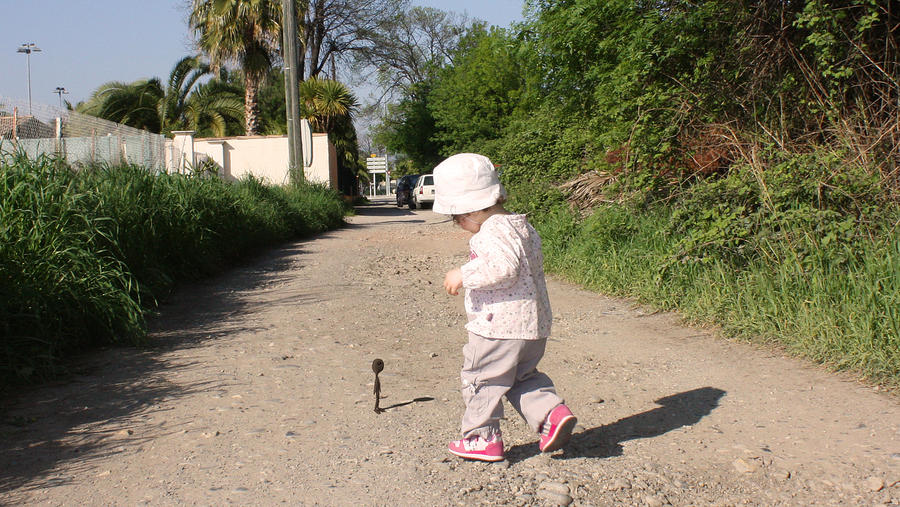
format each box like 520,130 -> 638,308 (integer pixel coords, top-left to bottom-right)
540,413 -> 553,437
462,436 -> 491,451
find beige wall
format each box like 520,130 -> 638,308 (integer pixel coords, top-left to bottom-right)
168,133 -> 337,188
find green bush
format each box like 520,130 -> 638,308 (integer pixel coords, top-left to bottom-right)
532,185 -> 900,387
669,150 -> 887,266
492,110 -> 597,187
0,154 -> 347,386
0,155 -> 145,381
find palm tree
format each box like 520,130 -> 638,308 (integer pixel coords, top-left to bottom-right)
76,56 -> 243,137
298,77 -> 361,194
181,78 -> 245,137
298,77 -> 358,134
77,79 -> 165,132
190,0 -> 281,136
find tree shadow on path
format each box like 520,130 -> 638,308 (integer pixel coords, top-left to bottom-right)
0,243 -> 325,499
506,387 -> 726,462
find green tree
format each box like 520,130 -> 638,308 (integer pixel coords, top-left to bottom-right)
428,26 -> 528,155
371,81 -> 444,171
298,77 -> 361,194
190,0 -> 281,135
298,77 -> 358,134
256,67 -> 288,135
76,56 -> 243,137
353,5 -> 471,98
77,79 -> 165,132
358,5 -> 477,172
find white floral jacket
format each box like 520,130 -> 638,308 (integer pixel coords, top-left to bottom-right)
460,214 -> 552,340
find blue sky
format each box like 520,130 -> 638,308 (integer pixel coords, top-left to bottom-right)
0,0 -> 526,108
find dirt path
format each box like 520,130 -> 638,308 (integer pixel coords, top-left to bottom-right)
2,199 -> 899,506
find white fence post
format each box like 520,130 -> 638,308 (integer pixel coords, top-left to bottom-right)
171,131 -> 196,174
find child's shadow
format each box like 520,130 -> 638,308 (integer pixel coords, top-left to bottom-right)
507,387 -> 726,462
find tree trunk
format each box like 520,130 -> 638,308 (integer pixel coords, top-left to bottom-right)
244,74 -> 260,135
298,46 -> 307,81
304,0 -> 327,78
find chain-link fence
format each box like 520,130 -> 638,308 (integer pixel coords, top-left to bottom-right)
0,96 -> 167,170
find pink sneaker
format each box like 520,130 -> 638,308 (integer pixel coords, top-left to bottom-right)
448,434 -> 505,462
539,404 -> 577,453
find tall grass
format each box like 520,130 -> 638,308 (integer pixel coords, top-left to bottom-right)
0,153 -> 347,386
533,203 -> 900,387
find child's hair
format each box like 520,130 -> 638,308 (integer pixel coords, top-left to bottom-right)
480,195 -> 506,211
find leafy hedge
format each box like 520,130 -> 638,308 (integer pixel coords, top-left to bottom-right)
373,1 -> 899,384
522,149 -> 900,386
0,153 -> 347,385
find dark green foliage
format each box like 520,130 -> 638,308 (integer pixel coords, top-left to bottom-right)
669,150 -> 887,266
0,154 -> 145,383
256,67 -> 288,135
372,0 -> 899,384
429,26 -> 530,156
373,81 -> 444,172
0,153 -> 346,387
493,108 -> 597,185
535,202 -> 900,386
76,56 -> 244,137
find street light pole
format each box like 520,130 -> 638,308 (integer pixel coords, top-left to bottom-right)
16,43 -> 41,115
54,87 -> 69,109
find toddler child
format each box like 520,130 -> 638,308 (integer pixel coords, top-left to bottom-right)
433,153 -> 577,462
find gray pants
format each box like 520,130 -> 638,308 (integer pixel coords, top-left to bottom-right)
461,332 -> 564,439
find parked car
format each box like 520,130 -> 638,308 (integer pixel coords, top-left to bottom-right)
395,174 -> 420,207
410,173 -> 435,209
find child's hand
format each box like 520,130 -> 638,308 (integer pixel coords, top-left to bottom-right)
444,268 -> 463,296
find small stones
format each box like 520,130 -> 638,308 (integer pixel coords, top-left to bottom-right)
459,484 -> 482,495
536,489 -> 573,506
864,476 -> 886,492
516,493 -> 534,504
540,480 -> 570,495
732,458 -> 758,474
537,481 -> 572,506
643,494 -> 665,507
608,478 -> 632,491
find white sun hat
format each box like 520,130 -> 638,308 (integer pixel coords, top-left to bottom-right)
432,153 -> 506,215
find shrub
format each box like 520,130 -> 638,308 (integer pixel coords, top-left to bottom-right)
0,153 -> 347,386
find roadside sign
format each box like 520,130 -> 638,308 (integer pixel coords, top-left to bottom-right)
366,156 -> 390,197
367,156 -> 387,171
300,119 -> 313,167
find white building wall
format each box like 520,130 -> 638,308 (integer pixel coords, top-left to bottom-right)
168,133 -> 336,188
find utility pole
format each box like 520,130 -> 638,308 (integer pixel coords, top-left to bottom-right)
282,0 -> 304,182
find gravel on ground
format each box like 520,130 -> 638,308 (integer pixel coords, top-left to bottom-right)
2,199 -> 898,506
